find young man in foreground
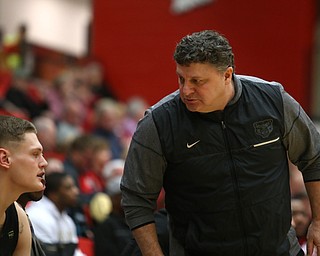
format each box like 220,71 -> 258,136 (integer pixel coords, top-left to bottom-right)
0,115 -> 47,255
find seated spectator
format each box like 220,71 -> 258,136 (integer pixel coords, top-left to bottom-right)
119,96 -> 149,157
94,159 -> 132,256
56,98 -> 85,152
291,193 -> 315,255
45,70 -> 75,121
63,134 -> 99,188
79,138 -> 112,196
102,158 -> 125,189
5,73 -> 49,119
63,134 -> 105,238
46,157 -> 64,175
120,96 -> 148,138
92,98 -> 125,159
32,115 -> 62,158
26,172 -> 85,256
94,159 -> 170,256
83,61 -> 117,103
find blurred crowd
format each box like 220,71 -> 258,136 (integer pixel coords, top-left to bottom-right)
289,161 -> 317,255
0,23 -> 316,256
0,23 -> 162,256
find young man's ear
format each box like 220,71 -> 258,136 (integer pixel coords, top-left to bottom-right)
0,148 -> 11,168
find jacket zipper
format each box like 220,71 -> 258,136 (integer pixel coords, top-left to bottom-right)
221,120 -> 248,255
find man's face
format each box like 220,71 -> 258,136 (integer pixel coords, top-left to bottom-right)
92,149 -> 111,174
177,63 -> 233,113
9,132 -> 47,193
58,176 -> 79,208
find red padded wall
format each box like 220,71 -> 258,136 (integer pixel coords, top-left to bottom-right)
92,0 -> 316,112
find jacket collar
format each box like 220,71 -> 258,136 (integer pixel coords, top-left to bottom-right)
227,73 -> 242,106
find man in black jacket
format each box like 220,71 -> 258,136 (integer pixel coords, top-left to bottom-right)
121,30 -> 320,256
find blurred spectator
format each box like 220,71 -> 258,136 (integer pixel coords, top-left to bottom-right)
63,134 -> 100,187
93,158 -> 132,256
5,73 -> 49,119
46,157 -> 65,175
63,134 -> 103,237
3,23 -> 35,77
32,115 -> 58,155
83,61 -> 117,103
291,193 -> 315,255
56,98 -> 85,152
92,98 -> 124,159
26,172 -> 85,256
79,138 -> 112,196
121,96 -> 148,137
77,136 -> 112,235
102,159 -> 125,189
95,158 -> 169,256
46,70 -> 76,121
119,96 -> 149,157
15,24 -> 35,77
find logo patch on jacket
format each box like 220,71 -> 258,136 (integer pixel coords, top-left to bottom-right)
8,230 -> 14,239
253,119 -> 273,138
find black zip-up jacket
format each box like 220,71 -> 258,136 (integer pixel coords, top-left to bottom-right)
153,76 -> 289,255
121,74 -> 320,256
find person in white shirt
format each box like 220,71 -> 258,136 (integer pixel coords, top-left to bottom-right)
27,172 -> 85,256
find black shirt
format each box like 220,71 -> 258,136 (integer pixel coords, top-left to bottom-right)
0,203 -> 19,256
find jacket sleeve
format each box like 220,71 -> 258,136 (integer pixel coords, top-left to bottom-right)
282,87 -> 320,182
120,112 -> 166,230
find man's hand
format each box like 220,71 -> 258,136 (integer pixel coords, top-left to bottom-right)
307,220 -> 320,256
305,181 -> 320,256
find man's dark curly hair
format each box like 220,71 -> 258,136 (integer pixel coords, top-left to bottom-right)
174,30 -> 234,72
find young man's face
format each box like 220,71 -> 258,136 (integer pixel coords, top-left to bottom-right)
9,132 -> 47,193
177,63 -> 233,113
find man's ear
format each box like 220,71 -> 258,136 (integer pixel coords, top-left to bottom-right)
0,148 -> 10,168
224,67 -> 233,82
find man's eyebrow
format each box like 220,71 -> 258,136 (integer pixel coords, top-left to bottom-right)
176,72 -> 201,79
31,147 -> 43,152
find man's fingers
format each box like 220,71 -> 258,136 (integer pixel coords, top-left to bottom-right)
307,240 -> 314,256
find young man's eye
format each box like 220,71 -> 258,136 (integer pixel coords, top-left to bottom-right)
33,152 -> 43,158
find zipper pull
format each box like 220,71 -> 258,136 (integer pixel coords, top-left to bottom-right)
221,120 -> 226,129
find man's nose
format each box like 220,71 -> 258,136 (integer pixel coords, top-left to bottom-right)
182,81 -> 194,95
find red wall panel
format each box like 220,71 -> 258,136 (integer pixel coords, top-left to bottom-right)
92,0 -> 316,113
